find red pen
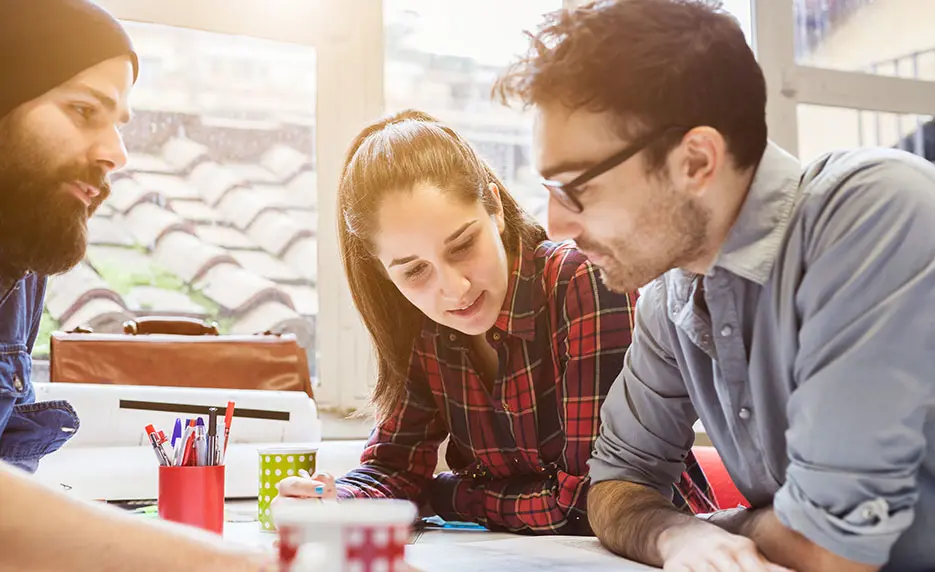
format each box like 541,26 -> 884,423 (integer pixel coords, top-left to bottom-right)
220,401 -> 235,464
145,424 -> 171,466
177,419 -> 197,466
181,431 -> 196,466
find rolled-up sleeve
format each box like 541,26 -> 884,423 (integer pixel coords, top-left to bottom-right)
588,279 -> 699,499
775,159 -> 935,565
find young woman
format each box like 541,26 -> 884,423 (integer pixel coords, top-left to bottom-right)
277,110 -> 717,534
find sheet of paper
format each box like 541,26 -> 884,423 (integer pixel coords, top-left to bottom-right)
406,535 -> 660,571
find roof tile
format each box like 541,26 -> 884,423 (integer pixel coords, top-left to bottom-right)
188,162 -> 248,206
60,298 -> 134,334
286,170 -> 317,207
230,249 -> 304,283
169,199 -> 225,224
124,203 -> 192,247
247,210 -> 313,256
154,231 -> 237,283
216,187 -> 275,230
123,286 -> 210,316
279,284 -> 319,316
224,162 -> 280,184
194,225 -> 259,250
261,144 -> 311,182
230,300 -> 314,349
126,153 -> 174,174
88,217 -> 136,247
109,177 -> 159,214
133,172 -> 202,200
285,209 -> 316,233
45,262 -> 126,324
163,137 -> 209,172
281,238 -> 317,282
86,245 -> 164,284
192,263 -> 294,314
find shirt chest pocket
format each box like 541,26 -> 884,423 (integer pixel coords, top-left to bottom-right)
0,343 -> 31,401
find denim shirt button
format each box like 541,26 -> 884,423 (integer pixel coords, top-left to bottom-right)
12,374 -> 23,392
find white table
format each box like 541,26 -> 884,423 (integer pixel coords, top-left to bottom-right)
222,500 -> 518,550
221,501 -> 658,571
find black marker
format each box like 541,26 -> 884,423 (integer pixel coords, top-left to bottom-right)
206,407 -> 218,466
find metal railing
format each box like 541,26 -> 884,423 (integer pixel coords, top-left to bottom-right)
795,0 -> 933,157
857,48 -> 935,155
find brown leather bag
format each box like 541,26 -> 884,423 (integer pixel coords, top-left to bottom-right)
49,316 -> 314,397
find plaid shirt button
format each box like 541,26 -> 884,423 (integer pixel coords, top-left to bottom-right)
492,332 -> 501,341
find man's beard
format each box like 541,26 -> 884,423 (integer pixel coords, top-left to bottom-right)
0,119 -> 110,277
579,190 -> 710,294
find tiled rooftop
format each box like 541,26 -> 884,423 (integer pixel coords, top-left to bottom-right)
42,104 -> 553,375
47,116 -> 319,369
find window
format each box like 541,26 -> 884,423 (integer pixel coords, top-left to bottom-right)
384,0 -> 564,225
36,23 -> 320,384
798,104 -> 933,163
721,0 -> 754,44
755,1 -> 935,158
26,0 -> 935,422
793,0 -> 935,80
787,0 -> 935,162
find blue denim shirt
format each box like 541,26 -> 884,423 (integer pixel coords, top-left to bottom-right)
0,269 -> 78,472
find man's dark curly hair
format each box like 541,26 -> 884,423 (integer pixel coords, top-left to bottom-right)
495,0 -> 767,172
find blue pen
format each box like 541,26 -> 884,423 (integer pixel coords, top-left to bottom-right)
169,418 -> 183,465
170,418 -> 182,448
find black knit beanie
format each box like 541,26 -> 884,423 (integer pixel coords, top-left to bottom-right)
0,0 -> 139,119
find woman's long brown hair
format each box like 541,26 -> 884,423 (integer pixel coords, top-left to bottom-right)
338,109 -> 547,420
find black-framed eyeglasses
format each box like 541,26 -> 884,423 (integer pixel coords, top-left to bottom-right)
541,126 -> 692,214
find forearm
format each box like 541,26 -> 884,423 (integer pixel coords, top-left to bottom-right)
336,463 -> 431,502
709,506 -> 880,572
433,470 -> 591,534
0,464 -> 268,572
588,480 -> 699,566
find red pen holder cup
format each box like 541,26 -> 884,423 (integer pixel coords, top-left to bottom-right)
158,465 -> 226,534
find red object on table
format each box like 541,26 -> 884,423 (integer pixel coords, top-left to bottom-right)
692,446 -> 749,509
158,465 -> 226,534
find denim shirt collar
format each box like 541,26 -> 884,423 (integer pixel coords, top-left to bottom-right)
712,142 -> 802,285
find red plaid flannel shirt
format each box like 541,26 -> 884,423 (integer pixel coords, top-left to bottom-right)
335,241 -> 717,534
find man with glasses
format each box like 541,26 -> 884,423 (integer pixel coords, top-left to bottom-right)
496,0 -> 935,571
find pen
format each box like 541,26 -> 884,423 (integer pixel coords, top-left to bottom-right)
176,420 -> 196,466
145,424 -> 170,466
171,418 -> 185,463
195,418 -> 207,467
207,407 -> 218,466
220,400 -> 235,464
181,427 -> 196,466
170,418 -> 181,447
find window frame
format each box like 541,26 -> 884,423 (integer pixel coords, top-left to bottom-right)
91,0 -> 385,418
754,1 -> 935,155
88,0 -> 935,425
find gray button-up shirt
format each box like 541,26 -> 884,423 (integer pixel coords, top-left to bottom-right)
589,142 -> 935,570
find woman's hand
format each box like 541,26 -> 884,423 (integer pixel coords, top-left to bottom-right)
275,471 -> 338,500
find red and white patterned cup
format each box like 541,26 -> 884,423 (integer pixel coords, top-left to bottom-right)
272,498 -> 417,572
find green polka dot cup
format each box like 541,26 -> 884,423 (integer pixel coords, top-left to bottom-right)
258,445 -> 318,531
